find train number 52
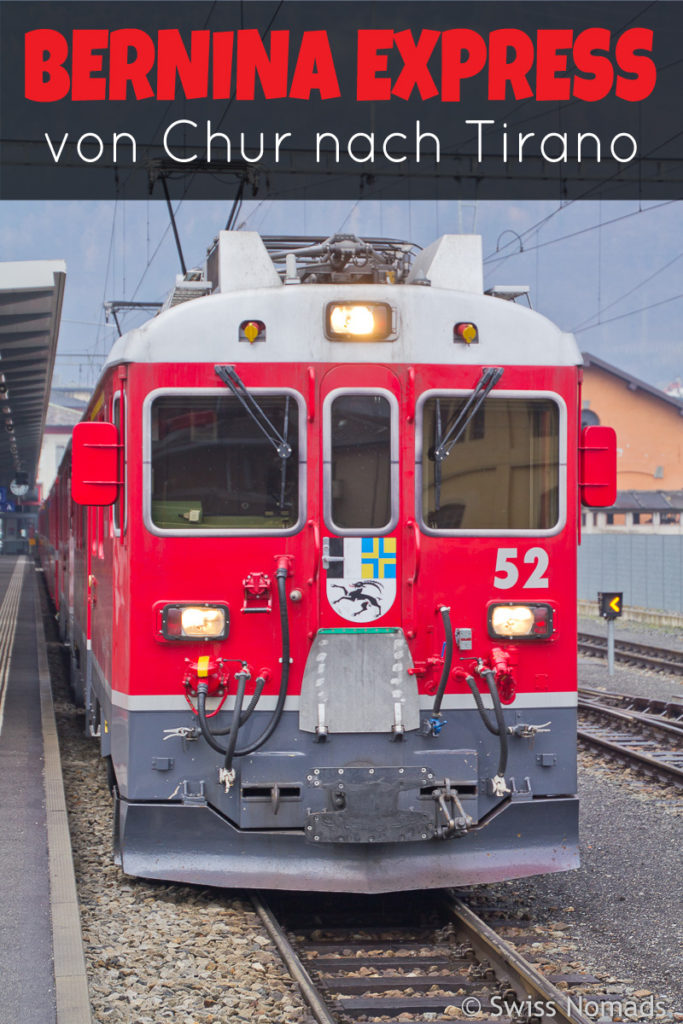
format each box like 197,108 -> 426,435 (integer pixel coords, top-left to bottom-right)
493,548 -> 550,589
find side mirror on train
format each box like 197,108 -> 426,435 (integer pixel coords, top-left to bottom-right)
71,421 -> 121,506
579,425 -> 617,508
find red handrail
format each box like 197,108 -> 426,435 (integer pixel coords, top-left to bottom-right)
407,518 -> 420,585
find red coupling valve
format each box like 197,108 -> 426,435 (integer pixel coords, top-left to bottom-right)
490,646 -> 517,705
422,656 -> 446,695
256,667 -> 272,687
182,656 -> 230,716
451,667 -> 470,685
275,554 -> 294,575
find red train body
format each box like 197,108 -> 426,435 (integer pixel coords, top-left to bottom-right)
40,233 -> 615,892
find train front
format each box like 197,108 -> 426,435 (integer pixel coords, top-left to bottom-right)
75,232 -> 615,893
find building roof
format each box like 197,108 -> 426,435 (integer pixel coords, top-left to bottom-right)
0,259 -> 66,489
582,352 -> 683,416
608,490 -> 683,512
50,385 -> 91,411
45,386 -> 90,427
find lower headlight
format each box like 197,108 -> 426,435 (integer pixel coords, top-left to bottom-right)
162,604 -> 229,640
488,603 -> 553,640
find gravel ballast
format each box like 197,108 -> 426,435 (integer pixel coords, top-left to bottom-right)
46,600 -> 681,1022
472,758 -> 683,1012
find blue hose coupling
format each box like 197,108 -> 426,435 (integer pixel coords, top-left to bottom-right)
422,716 -> 447,736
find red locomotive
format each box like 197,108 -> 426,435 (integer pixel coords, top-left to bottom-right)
40,232 -> 616,892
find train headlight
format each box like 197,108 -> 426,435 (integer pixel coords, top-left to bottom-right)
488,603 -> 553,640
325,302 -> 394,340
161,604 -> 229,640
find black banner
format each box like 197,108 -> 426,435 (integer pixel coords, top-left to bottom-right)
1,1 -> 681,200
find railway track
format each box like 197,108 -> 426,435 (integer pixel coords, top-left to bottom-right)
577,633 -> 683,675
579,686 -> 683,726
253,890 -> 615,1024
40,572 -> 678,1022
578,688 -> 683,787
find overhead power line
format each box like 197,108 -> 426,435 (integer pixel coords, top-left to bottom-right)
571,251 -> 683,332
484,201 -> 678,267
574,291 -> 683,332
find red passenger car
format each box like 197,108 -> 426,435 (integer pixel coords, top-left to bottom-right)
43,232 -> 616,892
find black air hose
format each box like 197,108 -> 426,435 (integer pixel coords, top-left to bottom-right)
230,567 -> 290,758
223,668 -> 249,771
210,673 -> 267,735
464,674 -> 499,735
482,669 -> 509,778
465,670 -> 509,778
195,565 -> 291,768
197,684 -> 233,754
432,606 -> 453,716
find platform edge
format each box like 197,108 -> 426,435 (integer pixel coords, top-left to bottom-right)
34,567 -> 93,1024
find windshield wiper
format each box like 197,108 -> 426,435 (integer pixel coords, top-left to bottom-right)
434,396 -> 443,511
214,364 -> 292,459
432,366 -> 504,463
279,395 -> 291,511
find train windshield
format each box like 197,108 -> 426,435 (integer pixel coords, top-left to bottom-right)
421,396 -> 560,531
150,393 -> 300,531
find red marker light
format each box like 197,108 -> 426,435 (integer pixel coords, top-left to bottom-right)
240,320 -> 266,344
454,322 -> 479,344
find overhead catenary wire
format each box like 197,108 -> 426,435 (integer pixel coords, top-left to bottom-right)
484,200 -> 678,268
571,250 -> 683,332
573,290 -> 683,333
128,0 -> 286,298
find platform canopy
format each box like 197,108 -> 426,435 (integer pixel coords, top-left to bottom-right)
0,260 -> 66,495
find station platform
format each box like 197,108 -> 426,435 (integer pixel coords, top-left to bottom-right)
0,555 -> 90,1024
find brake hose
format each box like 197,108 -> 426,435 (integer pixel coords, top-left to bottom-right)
209,674 -> 267,735
223,668 -> 249,772
195,565 -> 291,769
464,670 -> 509,778
431,606 -> 453,717
230,566 -> 290,758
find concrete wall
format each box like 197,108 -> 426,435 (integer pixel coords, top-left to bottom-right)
578,532 -> 683,615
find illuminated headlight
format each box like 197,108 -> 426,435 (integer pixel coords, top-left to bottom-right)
488,603 -> 554,640
162,604 -> 229,641
325,302 -> 393,340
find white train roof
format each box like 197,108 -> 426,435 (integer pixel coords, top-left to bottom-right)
103,233 -> 581,373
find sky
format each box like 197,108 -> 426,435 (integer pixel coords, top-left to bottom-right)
0,196 -> 681,393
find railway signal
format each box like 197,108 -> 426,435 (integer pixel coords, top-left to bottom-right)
599,592 -> 623,619
598,592 -> 624,675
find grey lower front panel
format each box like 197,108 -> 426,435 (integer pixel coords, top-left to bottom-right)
102,701 -> 579,892
116,793 -> 578,893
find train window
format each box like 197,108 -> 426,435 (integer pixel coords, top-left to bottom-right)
420,396 -> 561,532
148,391 -> 301,533
324,391 -> 398,533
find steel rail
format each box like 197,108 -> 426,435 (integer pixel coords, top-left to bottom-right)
579,685 -> 683,715
250,895 -> 337,1024
448,896 -> 593,1024
256,889 -> 596,1024
577,723 -> 683,786
578,697 -> 683,739
578,633 -> 683,675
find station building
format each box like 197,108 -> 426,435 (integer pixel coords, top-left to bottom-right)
579,353 -> 683,619
581,351 -> 683,491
